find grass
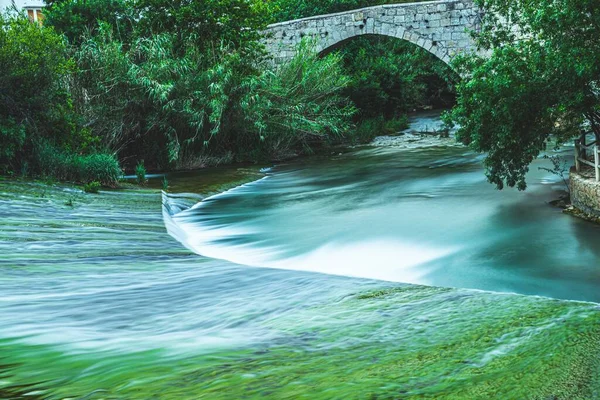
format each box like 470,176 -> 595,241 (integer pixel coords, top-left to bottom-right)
135,161 -> 147,185
35,142 -> 122,187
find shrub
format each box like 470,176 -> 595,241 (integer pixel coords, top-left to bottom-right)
75,153 -> 122,187
84,181 -> 101,193
135,161 -> 146,184
35,141 -> 121,186
352,117 -> 385,144
383,116 -> 409,135
241,41 -> 356,158
0,118 -> 26,172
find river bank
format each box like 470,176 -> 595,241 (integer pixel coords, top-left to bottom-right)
2,174 -> 600,398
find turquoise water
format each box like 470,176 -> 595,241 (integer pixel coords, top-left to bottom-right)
1,114 -> 600,398
168,141 -> 600,302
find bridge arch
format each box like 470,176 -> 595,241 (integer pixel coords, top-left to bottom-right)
264,0 -> 482,67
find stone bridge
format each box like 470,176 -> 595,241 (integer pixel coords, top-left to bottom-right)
264,0 -> 482,67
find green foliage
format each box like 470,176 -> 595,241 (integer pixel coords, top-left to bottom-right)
76,153 -> 122,186
134,0 -> 273,51
162,176 -> 168,191
73,26 -> 160,156
351,116 -> 409,144
73,24 -> 355,165
5,0 -> 437,179
135,161 -> 146,184
0,11 -> 79,173
0,118 -> 26,172
272,1 -> 456,127
353,117 -> 386,144
35,142 -> 121,186
383,116 -> 409,134
241,41 -> 356,158
83,181 -> 101,193
446,0 -> 600,190
0,11 -> 118,182
45,0 -> 134,44
340,36 -> 458,119
74,27 -> 250,164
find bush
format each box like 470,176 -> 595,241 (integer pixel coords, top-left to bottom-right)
83,181 -> 101,193
35,141 -> 121,186
241,41 -> 356,158
135,161 -> 146,184
383,116 -> 409,135
75,154 -> 122,186
352,117 -> 385,144
0,118 -> 26,172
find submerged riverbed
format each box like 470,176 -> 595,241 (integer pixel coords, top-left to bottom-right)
2,114 -> 600,398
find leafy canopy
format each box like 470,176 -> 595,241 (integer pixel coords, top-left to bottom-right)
447,0 -> 600,190
44,0 -> 135,44
0,12 -> 77,170
134,0 -> 274,51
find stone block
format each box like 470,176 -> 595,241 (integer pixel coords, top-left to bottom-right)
571,172 -> 600,217
264,0 -> 480,66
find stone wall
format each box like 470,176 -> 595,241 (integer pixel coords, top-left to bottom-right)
264,0 -> 483,66
570,171 -> 600,218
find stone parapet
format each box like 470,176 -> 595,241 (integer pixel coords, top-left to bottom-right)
264,0 -> 482,66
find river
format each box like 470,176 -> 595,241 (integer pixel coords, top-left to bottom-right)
168,113 -> 600,303
1,112 -> 600,398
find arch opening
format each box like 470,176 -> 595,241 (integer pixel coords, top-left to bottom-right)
318,34 -> 460,121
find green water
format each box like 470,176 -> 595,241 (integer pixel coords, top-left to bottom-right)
2,114 -> 600,398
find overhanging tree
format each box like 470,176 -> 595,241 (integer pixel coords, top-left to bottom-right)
446,0 -> 600,190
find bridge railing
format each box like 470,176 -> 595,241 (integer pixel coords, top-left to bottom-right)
575,138 -> 600,182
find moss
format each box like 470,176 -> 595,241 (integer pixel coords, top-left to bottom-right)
356,284 -> 452,299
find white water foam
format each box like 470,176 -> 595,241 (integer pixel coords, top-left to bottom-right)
163,183 -> 459,284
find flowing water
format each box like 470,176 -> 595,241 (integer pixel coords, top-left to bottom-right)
2,112 -> 600,399
169,127 -> 600,303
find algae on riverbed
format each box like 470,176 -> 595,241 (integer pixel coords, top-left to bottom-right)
1,179 -> 599,399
